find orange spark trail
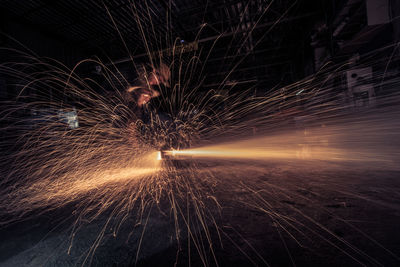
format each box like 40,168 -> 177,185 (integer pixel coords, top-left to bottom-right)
164,121 -> 400,167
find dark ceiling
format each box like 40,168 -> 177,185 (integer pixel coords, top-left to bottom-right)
1,0 -> 334,89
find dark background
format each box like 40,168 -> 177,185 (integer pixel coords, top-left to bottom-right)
1,0 -> 399,98
1,1 -> 400,266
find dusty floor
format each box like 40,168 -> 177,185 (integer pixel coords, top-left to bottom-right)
1,159 -> 400,266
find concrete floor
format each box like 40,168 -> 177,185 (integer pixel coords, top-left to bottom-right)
1,159 -> 400,266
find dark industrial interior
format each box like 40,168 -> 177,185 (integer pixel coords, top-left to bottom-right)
0,1 -> 400,266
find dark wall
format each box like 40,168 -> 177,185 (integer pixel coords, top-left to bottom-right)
390,0 -> 400,43
1,14 -> 84,66
0,10 -> 86,100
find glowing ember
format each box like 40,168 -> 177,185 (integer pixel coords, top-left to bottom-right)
156,151 -> 162,161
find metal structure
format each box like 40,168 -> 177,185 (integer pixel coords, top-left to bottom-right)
0,0 -> 398,94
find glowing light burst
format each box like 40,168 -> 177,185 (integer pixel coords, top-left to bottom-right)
0,1 -> 400,266
165,120 -> 400,165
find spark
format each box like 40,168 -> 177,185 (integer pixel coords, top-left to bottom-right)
0,1 -> 399,266
165,120 -> 400,165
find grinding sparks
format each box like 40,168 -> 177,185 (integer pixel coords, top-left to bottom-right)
156,151 -> 162,160
1,47 -> 400,267
164,122 -> 400,165
76,166 -> 160,188
0,1 -> 400,266
23,166 -> 161,203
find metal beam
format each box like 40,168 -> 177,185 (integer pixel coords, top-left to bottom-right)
110,12 -> 316,65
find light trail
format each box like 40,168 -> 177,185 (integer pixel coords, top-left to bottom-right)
166,146 -> 341,160
164,119 -> 400,166
0,1 -> 399,266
